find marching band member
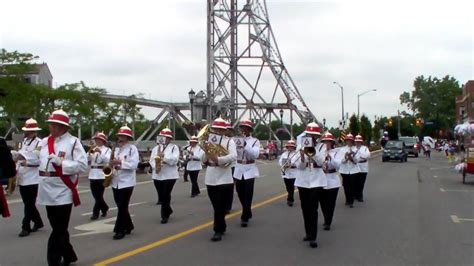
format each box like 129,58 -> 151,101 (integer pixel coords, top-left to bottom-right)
338,133 -> 361,208
184,136 -> 204,197
87,132 -> 111,220
233,119 -> 260,227
278,139 -> 298,207
13,119 -> 44,237
295,122 -> 325,248
149,128 -> 179,224
110,125 -> 139,240
0,137 -> 15,218
226,120 -> 235,213
201,118 -> 237,241
354,135 -> 370,202
37,109 -> 88,265
318,132 -> 341,231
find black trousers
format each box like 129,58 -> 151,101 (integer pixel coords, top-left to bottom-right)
19,184 -> 43,231
90,179 -> 109,216
298,187 -> 323,241
319,187 -> 339,226
112,187 -> 134,233
207,184 -> 234,234
283,178 -> 295,202
188,170 -> 201,196
354,172 -> 367,200
153,179 -> 176,219
183,168 -> 189,181
45,204 -> 77,266
234,177 -> 255,221
341,174 -> 356,204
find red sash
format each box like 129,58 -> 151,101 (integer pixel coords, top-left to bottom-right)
0,185 -> 10,218
48,136 -> 81,206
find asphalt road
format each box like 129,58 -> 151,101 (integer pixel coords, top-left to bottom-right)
1,151 -> 473,266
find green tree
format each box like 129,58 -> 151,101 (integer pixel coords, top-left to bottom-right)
400,75 -> 462,136
348,114 -> 359,135
359,115 -> 372,144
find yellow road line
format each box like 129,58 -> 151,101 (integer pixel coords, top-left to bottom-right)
94,191 -> 289,266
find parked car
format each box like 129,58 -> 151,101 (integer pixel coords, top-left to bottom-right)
382,140 -> 408,162
399,136 -> 419,157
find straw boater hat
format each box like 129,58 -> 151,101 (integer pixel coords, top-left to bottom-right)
285,139 -> 296,147
47,109 -> 70,127
22,118 -> 41,131
355,134 -> 364,143
190,135 -> 198,143
93,132 -> 108,142
226,120 -> 233,130
159,128 -> 173,139
117,125 -> 133,139
304,122 -> 321,136
321,132 -> 336,142
239,119 -> 254,130
211,117 -> 228,129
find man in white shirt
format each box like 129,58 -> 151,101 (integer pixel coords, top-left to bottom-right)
149,128 -> 180,224
233,119 -> 260,227
278,139 -> 298,206
354,135 -> 370,202
338,134 -> 361,208
37,109 -> 88,265
202,117 -> 237,241
14,118 -> 44,237
110,125 -> 139,240
87,132 -> 111,220
184,136 -> 204,197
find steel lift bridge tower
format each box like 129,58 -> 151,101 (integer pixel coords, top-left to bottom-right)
104,0 -> 317,143
202,0 -> 317,138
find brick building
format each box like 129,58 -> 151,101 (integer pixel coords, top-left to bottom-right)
455,80 -> 474,146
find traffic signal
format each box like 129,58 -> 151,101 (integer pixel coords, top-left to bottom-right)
415,118 -> 422,126
388,119 -> 393,127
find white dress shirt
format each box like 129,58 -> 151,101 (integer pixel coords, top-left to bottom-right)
150,143 -> 179,180
37,132 -> 88,206
278,150 -> 300,179
233,136 -> 260,180
185,145 -> 204,171
338,145 -> 361,175
294,143 -> 327,188
111,143 -> 139,189
17,137 -> 41,186
88,145 -> 111,180
202,136 -> 237,186
324,148 -> 342,189
355,145 -> 370,173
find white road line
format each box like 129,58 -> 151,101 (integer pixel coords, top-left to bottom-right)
440,188 -> 446,192
451,215 -> 474,223
433,175 -> 438,179
429,166 -> 453,170
81,201 -> 148,216
440,188 -> 474,193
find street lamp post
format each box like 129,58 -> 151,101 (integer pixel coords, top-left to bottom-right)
188,89 -> 196,123
333,82 -> 345,128
322,118 -> 326,131
357,89 -> 377,119
279,109 -> 284,150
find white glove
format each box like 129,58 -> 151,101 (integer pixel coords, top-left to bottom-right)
10,150 -> 19,160
48,154 -> 62,166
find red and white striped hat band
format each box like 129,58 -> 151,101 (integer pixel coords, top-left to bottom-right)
22,118 -> 41,131
117,126 -> 133,138
239,119 -> 254,129
93,132 -> 108,142
47,109 -> 70,127
285,140 -> 296,147
321,133 -> 335,142
211,118 -> 228,129
345,134 -> 355,141
355,135 -> 364,142
159,128 -> 173,138
190,135 -> 198,142
305,122 -> 321,135
226,121 -> 233,129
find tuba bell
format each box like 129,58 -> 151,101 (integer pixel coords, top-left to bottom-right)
197,124 -> 229,157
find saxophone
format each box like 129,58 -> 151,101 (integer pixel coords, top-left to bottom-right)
102,146 -> 116,188
154,145 -> 163,174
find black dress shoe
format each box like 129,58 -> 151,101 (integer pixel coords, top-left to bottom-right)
19,230 -> 30,237
356,198 -> 364,202
349,204 -> 354,208
323,224 -> 331,231
240,220 -> 248,227
287,201 -> 294,207
161,218 -> 169,224
113,232 -> 125,240
156,201 -> 162,205
31,224 -> 44,232
101,208 -> 109,217
303,236 -> 311,241
211,233 -> 222,242
125,228 -> 133,235
309,241 -> 318,248
190,194 -> 196,198
90,215 -> 99,220
61,257 -> 78,266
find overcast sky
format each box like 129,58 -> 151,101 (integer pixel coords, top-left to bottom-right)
1,0 -> 472,128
